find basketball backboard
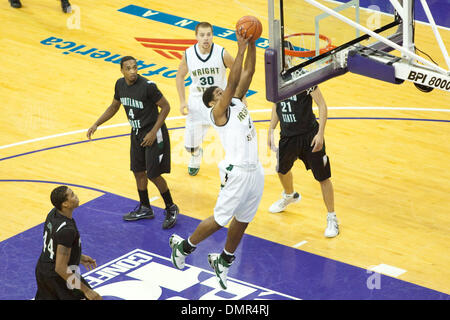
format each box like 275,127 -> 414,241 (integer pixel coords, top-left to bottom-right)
265,0 -> 450,103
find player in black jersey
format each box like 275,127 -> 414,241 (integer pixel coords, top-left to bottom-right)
87,56 -> 179,229
35,186 -> 102,300
267,45 -> 339,237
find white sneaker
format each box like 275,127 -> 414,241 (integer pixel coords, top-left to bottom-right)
324,213 -> 339,238
188,148 -> 203,176
208,253 -> 232,290
269,191 -> 301,213
169,234 -> 188,269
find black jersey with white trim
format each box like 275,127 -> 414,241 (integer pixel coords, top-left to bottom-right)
114,75 -> 163,134
276,86 -> 319,137
36,208 -> 81,276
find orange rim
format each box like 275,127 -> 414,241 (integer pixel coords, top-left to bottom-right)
284,33 -> 335,58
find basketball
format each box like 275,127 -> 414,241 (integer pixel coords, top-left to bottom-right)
236,16 -> 263,41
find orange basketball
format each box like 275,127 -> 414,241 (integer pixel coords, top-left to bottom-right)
236,16 -> 263,41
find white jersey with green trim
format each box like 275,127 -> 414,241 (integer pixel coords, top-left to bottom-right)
210,98 -> 259,166
185,43 -> 227,99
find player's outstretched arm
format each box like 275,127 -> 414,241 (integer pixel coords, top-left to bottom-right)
87,99 -> 121,139
212,30 -> 249,120
235,40 -> 256,100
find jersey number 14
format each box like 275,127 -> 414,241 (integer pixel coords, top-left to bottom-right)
43,231 -> 55,260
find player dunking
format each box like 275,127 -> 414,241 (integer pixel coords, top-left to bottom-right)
35,186 -> 102,300
170,30 -> 263,290
176,22 -> 235,176
87,56 -> 179,229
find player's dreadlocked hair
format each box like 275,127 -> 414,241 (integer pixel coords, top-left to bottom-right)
202,86 -> 218,108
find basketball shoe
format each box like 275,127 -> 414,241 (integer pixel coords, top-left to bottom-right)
208,253 -> 232,290
269,191 -> 301,213
163,204 -> 179,229
61,0 -> 71,13
188,148 -> 203,176
123,204 -> 154,221
324,213 -> 339,238
169,234 -> 189,269
9,0 -> 22,8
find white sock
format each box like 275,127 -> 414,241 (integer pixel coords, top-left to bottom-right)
187,237 -> 197,248
223,248 -> 234,256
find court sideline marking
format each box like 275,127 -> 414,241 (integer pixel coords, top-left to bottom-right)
1,106 -> 449,151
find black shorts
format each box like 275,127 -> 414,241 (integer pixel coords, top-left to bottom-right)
35,266 -> 91,300
130,124 -> 171,179
276,127 -> 331,182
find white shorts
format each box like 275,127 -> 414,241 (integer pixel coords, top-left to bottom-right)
214,160 -> 265,226
184,95 -> 211,149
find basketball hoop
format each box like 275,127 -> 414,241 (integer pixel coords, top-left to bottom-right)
284,33 -> 335,58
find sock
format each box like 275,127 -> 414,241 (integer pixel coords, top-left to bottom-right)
138,189 -> 150,207
284,191 -> 296,197
182,237 -> 196,254
161,190 -> 173,208
220,249 -> 235,264
192,148 -> 201,157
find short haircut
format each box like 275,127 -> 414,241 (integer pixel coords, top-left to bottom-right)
51,186 -> 69,211
120,56 -> 136,69
202,86 -> 218,108
195,22 -> 213,35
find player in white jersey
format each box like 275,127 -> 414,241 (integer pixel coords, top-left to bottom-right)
176,22 -> 235,176
170,30 -> 264,290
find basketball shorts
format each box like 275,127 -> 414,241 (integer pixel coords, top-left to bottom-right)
214,160 -> 264,226
276,127 -> 331,182
130,124 -> 171,179
35,266 -> 91,300
184,95 -> 211,149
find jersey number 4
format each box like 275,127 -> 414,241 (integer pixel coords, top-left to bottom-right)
43,231 -> 55,260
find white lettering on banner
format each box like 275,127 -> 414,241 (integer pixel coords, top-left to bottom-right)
142,10 -> 158,17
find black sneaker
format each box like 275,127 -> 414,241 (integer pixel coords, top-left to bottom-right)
162,204 -> 179,229
9,0 -> 22,8
123,204 -> 154,221
61,0 -> 71,13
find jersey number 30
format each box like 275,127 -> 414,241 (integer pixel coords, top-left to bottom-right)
199,76 -> 214,86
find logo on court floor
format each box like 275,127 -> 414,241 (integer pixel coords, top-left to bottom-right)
135,38 -> 197,60
82,249 -> 298,300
